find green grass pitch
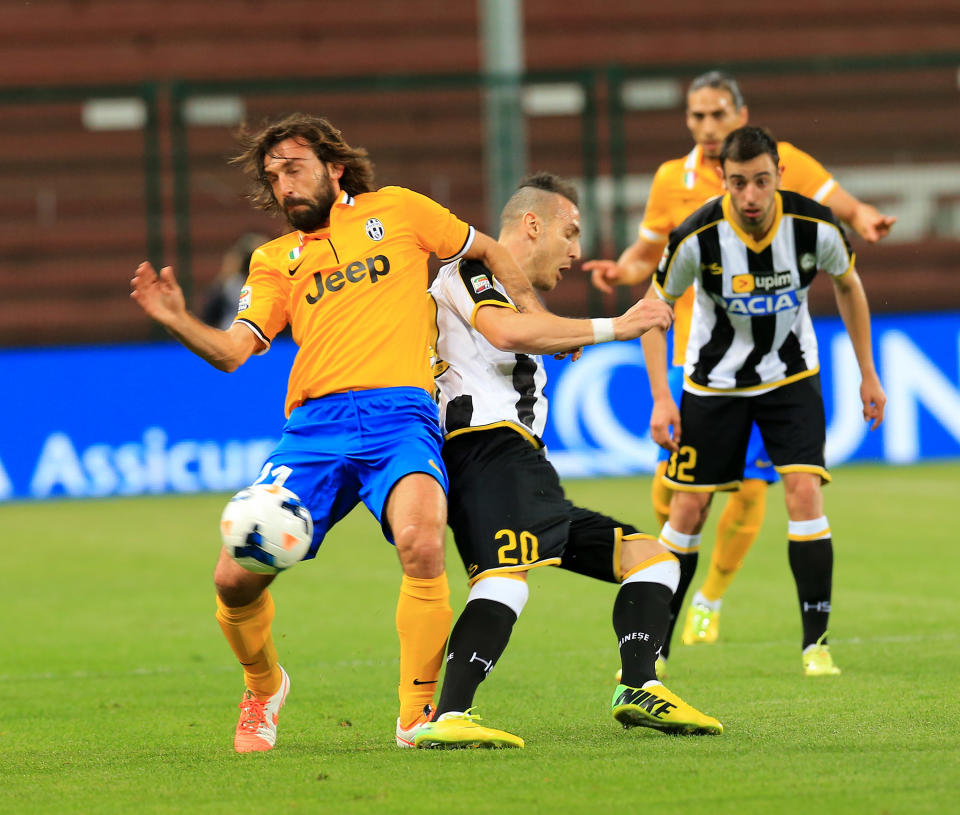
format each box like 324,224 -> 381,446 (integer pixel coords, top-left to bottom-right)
3,461 -> 958,814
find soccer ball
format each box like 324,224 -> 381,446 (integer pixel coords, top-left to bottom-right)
220,484 -> 313,574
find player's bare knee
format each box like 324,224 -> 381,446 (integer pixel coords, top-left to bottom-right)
782,473 -> 823,519
394,524 -> 445,577
214,548 -> 272,606
620,536 -> 667,576
670,491 -> 712,533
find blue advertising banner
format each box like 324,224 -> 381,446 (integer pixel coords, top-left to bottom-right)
2,311 -> 959,501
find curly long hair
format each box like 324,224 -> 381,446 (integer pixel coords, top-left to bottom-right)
232,113 -> 376,214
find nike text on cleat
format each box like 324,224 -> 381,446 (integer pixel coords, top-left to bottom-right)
681,602 -> 720,645
803,638 -> 842,677
413,709 -> 524,749
396,704 -> 434,748
234,666 -> 290,753
611,683 -> 722,735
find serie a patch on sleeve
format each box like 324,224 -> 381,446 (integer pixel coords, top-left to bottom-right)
238,285 -> 252,313
470,274 -> 492,294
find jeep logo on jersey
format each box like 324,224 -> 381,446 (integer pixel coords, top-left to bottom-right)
364,218 -> 385,241
305,255 -> 390,304
723,289 -> 801,316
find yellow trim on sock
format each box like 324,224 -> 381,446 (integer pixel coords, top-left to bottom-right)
788,528 -> 832,542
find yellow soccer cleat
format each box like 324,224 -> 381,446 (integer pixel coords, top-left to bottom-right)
413,709 -> 524,749
612,682 -> 722,735
803,638 -> 842,677
681,602 -> 720,645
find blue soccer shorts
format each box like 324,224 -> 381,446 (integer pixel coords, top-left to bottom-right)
251,386 -> 448,558
656,365 -> 778,484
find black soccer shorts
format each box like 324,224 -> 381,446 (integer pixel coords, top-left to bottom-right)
663,374 -> 829,491
442,427 -> 647,585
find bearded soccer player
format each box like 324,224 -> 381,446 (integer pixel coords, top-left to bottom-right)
584,71 -> 895,666
130,113 -> 543,752
403,173 -> 721,749
641,126 -> 885,677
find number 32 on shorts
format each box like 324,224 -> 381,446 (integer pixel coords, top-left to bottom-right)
495,529 -> 540,565
667,445 -> 697,482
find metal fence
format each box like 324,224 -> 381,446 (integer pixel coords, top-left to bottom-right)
1,51 -> 958,346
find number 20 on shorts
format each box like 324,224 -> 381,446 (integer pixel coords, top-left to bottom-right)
495,529 -> 540,565
667,445 -> 697,482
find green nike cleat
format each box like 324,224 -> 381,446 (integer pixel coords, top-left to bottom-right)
803,637 -> 842,677
681,602 -> 720,645
414,709 -> 524,749
612,683 -> 722,735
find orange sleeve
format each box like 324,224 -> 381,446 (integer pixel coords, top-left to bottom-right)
778,142 -> 837,203
395,187 -> 473,261
639,162 -> 677,242
234,246 -> 289,349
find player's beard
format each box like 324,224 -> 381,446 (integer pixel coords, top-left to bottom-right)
283,174 -> 338,232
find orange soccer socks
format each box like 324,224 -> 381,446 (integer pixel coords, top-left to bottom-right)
215,589 -> 283,699
395,573 -> 453,729
701,478 -> 768,602
650,461 -> 672,529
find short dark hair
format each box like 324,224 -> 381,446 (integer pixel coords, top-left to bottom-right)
500,172 -> 579,229
720,126 -> 780,168
688,70 -> 745,110
232,113 -> 376,213
516,172 -> 579,206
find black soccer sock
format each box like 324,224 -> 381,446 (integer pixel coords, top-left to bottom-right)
613,581 -> 673,687
435,599 -> 516,716
788,538 -> 833,648
660,550 -> 698,659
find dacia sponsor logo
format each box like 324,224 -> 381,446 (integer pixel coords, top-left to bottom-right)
305,255 -> 390,304
613,687 -> 677,719
723,290 -> 801,316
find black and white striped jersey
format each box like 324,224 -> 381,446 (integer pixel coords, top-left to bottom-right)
430,258 -> 548,446
654,190 -> 855,396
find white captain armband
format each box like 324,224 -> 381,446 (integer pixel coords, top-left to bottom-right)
590,317 -> 616,344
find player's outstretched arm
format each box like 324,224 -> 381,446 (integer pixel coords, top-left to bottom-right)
639,285 -> 680,452
466,231 -> 545,314
831,267 -> 886,430
825,186 -> 897,243
130,261 -> 260,372
474,298 -> 672,356
583,237 -> 666,293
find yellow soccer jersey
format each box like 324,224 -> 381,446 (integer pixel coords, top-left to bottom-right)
640,142 -> 837,365
237,186 -> 474,416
